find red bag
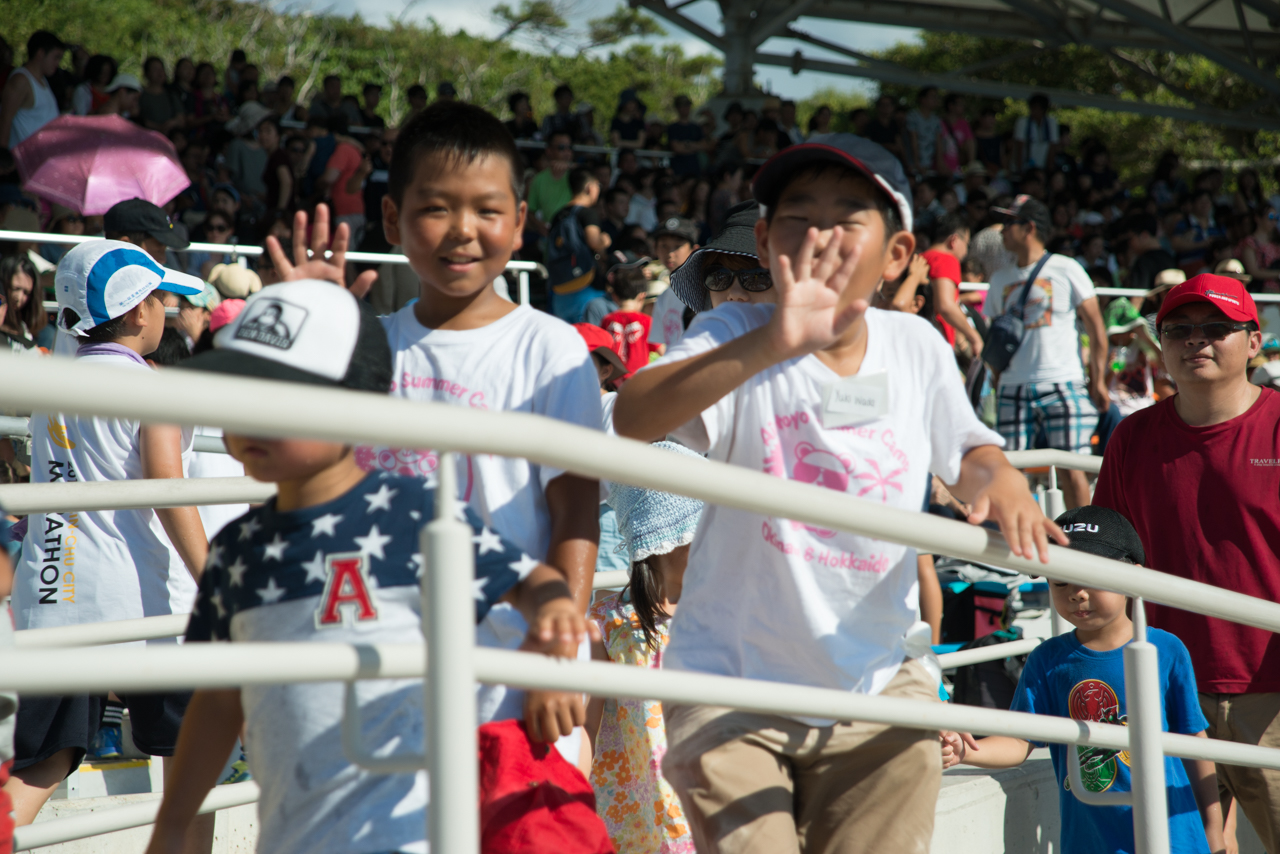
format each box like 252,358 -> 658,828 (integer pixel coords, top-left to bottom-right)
478,720 -> 614,854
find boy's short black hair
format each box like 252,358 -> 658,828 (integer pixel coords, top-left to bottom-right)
406,84 -> 427,99
553,83 -> 573,100
568,167 -> 596,197
507,90 -> 529,112
609,266 -> 648,302
27,30 -> 65,60
1124,212 -> 1159,239
148,326 -> 191,366
763,162 -> 901,236
604,187 -> 629,206
929,212 -> 969,246
388,101 -> 525,207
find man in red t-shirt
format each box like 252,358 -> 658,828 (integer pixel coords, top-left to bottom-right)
1093,274 -> 1280,849
920,212 -> 984,357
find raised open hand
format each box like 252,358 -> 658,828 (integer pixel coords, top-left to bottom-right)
765,226 -> 867,360
265,203 -> 377,298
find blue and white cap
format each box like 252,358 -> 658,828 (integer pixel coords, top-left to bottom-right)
55,240 -> 204,337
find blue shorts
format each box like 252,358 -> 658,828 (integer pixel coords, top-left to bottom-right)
996,381 -> 1099,455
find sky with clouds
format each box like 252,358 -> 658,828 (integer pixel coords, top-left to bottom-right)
269,0 -> 919,99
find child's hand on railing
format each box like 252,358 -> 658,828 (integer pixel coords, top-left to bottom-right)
265,203 -> 377,297
519,593 -> 601,742
940,730 -> 979,768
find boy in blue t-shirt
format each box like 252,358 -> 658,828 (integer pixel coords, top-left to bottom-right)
941,505 -> 1225,854
143,281 -> 593,854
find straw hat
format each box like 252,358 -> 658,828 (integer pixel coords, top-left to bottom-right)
1214,257 -> 1252,283
225,101 -> 274,136
1145,267 -> 1186,297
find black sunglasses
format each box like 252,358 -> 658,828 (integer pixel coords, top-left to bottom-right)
704,265 -> 772,292
1159,320 -> 1252,340
207,223 -> 232,233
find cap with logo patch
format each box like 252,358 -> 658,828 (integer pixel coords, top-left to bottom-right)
1054,505 -> 1145,565
750,132 -> 913,234
104,198 -> 190,249
1155,273 -> 1258,327
181,279 -> 392,392
652,216 -> 699,244
55,239 -> 204,337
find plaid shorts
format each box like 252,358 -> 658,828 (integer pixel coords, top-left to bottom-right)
996,381 -> 1099,455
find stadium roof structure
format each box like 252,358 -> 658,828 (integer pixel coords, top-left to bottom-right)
630,0 -> 1280,130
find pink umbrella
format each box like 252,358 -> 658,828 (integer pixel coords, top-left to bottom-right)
13,115 -> 191,215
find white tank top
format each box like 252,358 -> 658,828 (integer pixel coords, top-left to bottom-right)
9,66 -> 59,147
12,350 -> 196,643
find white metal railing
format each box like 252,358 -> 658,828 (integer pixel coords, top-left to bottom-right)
0,417 -> 228,456
5,230 -> 538,305
961,282 -> 1280,303
4,352 -> 1279,854
12,782 -> 258,852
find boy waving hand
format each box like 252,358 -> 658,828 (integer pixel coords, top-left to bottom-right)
615,135 -> 1063,854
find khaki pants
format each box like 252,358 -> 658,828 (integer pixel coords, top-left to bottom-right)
1200,692 -> 1280,854
662,660 -> 941,854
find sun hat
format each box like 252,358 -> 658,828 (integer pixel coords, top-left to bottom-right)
105,73 -> 141,93
669,199 -> 761,313
225,101 -> 274,136
208,298 -> 245,333
104,198 -> 190,249
1055,506 -> 1145,564
608,441 -> 706,562
1213,257 -> 1252,283
1146,268 -> 1186,297
181,279 -> 392,392
212,183 -> 241,205
184,282 -> 221,311
54,239 -> 204,336
208,263 -> 262,299
1262,333 -> 1280,354
1155,273 -> 1259,327
1104,297 -> 1144,336
1251,360 -> 1280,387
751,132 -> 913,233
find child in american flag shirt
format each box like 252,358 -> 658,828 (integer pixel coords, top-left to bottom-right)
144,281 -> 593,854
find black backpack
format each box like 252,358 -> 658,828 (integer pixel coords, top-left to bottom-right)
546,205 -> 595,287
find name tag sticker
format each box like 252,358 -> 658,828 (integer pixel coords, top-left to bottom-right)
821,371 -> 889,428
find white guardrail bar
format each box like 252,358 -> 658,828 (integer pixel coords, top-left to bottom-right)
12,782 -> 259,852
4,352 -> 1280,854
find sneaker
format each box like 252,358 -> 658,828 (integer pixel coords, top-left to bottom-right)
219,750 -> 252,785
88,725 -> 123,761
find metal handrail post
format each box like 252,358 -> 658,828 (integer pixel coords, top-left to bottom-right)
1126,599 -> 1170,854
518,270 -> 530,306
425,452 -> 478,853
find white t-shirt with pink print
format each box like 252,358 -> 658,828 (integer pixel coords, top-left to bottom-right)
660,303 -> 1002,710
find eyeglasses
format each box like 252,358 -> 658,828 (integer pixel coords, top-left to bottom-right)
1159,320 -> 1252,340
207,223 -> 232,234
704,265 -> 773,292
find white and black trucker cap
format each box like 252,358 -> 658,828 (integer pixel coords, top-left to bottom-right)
181,279 -> 392,392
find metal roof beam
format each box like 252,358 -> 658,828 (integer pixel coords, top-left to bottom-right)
803,0 -> 1280,52
993,0 -> 1073,42
754,49 -> 1280,129
750,0 -> 822,45
628,0 -> 727,49
1088,0 -> 1280,93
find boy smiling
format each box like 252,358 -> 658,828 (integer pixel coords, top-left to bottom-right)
614,135 -> 1062,854
266,103 -> 602,759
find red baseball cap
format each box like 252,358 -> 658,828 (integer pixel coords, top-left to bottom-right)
573,322 -> 627,378
1155,274 -> 1258,327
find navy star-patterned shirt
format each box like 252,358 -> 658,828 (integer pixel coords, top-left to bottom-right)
185,471 -> 539,854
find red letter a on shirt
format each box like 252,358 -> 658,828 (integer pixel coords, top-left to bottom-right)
316,554 -> 379,628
